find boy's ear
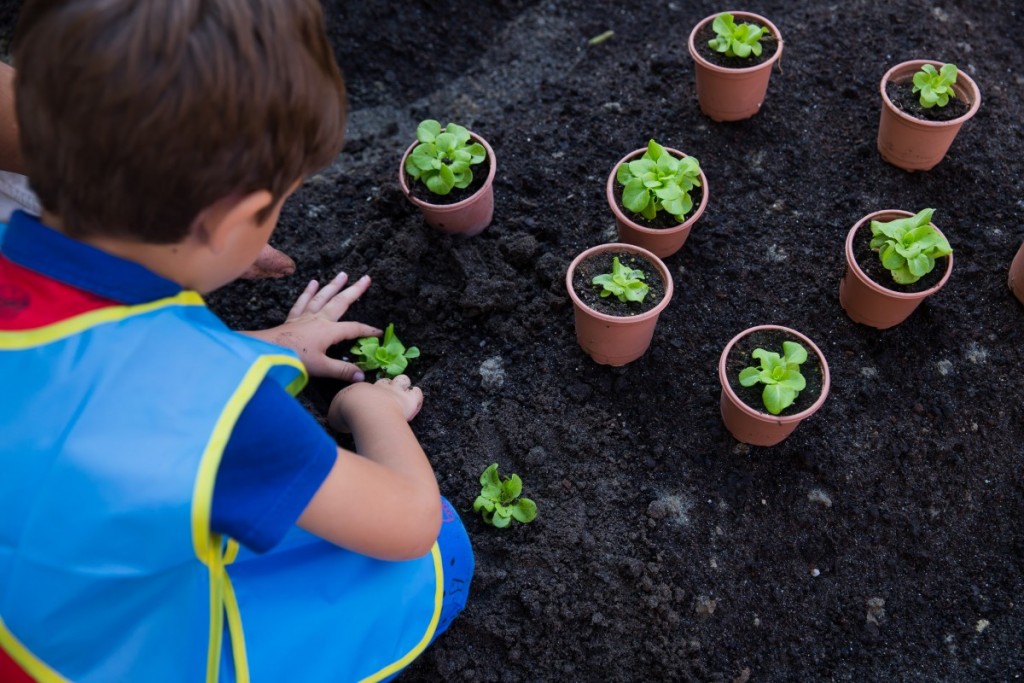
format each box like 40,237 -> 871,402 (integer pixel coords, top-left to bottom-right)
192,190 -> 275,252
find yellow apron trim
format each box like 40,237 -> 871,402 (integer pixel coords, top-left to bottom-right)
190,353 -> 306,683
359,542 -> 445,683
0,616 -> 69,682
0,290 -> 204,349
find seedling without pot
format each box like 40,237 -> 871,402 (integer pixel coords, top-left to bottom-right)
615,139 -> 702,224
351,323 -> 420,379
473,463 -> 538,529
738,341 -> 808,415
912,63 -> 958,109
869,208 -> 952,285
592,256 -> 649,303
404,119 -> 487,196
707,12 -> 769,58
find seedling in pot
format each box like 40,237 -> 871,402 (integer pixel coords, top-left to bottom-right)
738,341 -> 808,415
592,256 -> 649,303
615,139 -> 702,224
707,12 -> 769,58
869,208 -> 952,285
912,63 -> 958,109
350,323 -> 420,379
404,119 -> 487,196
473,463 -> 538,529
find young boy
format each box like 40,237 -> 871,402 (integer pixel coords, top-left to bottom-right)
0,2 -> 472,682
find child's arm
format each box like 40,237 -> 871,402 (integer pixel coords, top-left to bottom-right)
297,375 -> 442,561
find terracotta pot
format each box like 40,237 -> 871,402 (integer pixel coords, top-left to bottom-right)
606,146 -> 709,259
877,60 -> 981,172
399,131 -> 496,236
718,325 -> 830,447
687,11 -> 783,122
566,243 -> 674,366
1009,241 -> 1024,306
839,210 -> 953,329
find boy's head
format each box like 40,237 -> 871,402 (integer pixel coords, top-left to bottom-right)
13,0 -> 346,242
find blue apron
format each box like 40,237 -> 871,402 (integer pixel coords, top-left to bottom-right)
0,293 -> 443,682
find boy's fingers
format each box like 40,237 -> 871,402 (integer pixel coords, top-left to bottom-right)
330,322 -> 382,345
320,274 -> 371,320
308,271 -> 349,311
322,359 -> 367,383
288,279 -> 319,318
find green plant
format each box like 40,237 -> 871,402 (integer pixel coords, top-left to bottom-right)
912,63 -> 958,109
615,139 -> 702,223
707,13 -> 769,58
405,119 -> 487,196
350,323 -> 420,379
738,341 -> 808,415
473,463 -> 538,528
869,208 -> 952,285
592,256 -> 649,303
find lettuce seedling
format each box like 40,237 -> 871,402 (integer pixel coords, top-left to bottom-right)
707,13 -> 769,58
405,119 -> 487,196
912,63 -> 958,109
473,463 -> 538,529
738,341 -> 808,415
350,323 -> 420,379
592,256 -> 649,303
869,208 -> 952,285
615,139 -> 702,224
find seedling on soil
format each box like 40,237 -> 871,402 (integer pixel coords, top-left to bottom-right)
473,463 -> 537,528
738,341 -> 808,415
707,12 -> 769,58
869,208 -> 952,285
404,119 -> 487,196
351,323 -> 420,379
592,256 -> 649,303
912,63 -> 958,108
615,139 -> 702,223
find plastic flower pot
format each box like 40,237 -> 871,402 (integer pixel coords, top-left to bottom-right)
687,11 -> 784,122
839,210 -> 953,329
718,325 -> 830,447
399,131 -> 496,236
1009,241 -> 1024,306
566,242 -> 673,366
605,146 -> 709,259
877,60 -> 981,172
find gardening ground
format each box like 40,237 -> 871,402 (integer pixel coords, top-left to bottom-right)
6,0 -> 1023,680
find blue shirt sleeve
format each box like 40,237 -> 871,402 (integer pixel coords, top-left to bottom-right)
211,378 -> 337,553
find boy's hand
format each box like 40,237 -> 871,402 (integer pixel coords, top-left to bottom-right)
328,375 -> 424,433
244,272 -> 381,381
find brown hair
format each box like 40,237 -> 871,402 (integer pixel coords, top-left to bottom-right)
13,0 -> 346,242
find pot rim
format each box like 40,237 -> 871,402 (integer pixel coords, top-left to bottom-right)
687,11 -> 784,74
566,242 -> 674,323
605,146 -> 709,236
844,209 -> 954,299
718,324 -> 831,423
879,59 -> 981,128
399,130 -> 497,211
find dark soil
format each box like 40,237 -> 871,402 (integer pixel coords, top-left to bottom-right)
7,0 -> 1018,680
215,1 -> 1024,680
724,328 -> 826,417
571,249 -> 667,316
